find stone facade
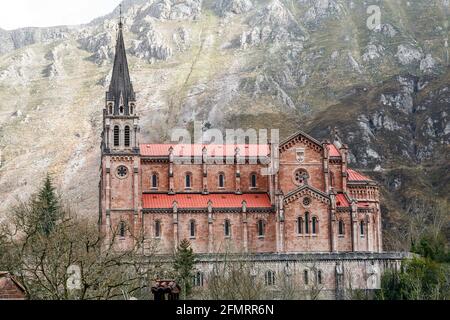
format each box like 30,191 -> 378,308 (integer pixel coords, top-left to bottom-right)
98,22 -> 406,295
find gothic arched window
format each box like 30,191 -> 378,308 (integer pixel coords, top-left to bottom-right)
108,104 -> 113,115
360,221 -> 365,236
251,173 -> 257,189
189,220 -> 196,238
114,126 -> 120,147
218,173 -> 225,188
151,173 -> 158,189
339,220 -> 345,236
185,173 -> 192,189
119,221 -> 126,238
124,126 -> 131,147
193,272 -> 204,287
265,270 -> 276,286
297,217 -> 304,234
317,270 -> 323,285
224,219 -> 231,238
312,217 -> 319,234
155,220 -> 161,238
305,212 -> 310,234
258,219 -> 265,237
304,270 -> 309,285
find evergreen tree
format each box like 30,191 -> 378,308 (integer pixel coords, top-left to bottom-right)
173,239 -> 196,299
34,174 -> 60,236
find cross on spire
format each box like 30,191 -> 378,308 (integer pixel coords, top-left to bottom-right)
119,4 -> 123,28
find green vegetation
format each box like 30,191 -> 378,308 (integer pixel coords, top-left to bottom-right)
173,239 -> 196,299
0,175 -> 156,300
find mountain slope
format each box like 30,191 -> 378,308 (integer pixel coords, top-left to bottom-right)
0,0 -> 449,249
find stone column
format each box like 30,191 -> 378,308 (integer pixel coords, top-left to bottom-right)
242,201 -> 248,253
235,147 -> 242,194
351,200 -> 358,252
322,141 -> 330,193
169,147 -> 175,194
276,193 -> 285,252
133,159 -> 140,247
207,200 -> 214,253
329,190 -> 337,252
367,214 -> 372,252
376,202 -> 383,252
202,147 -> 208,194
172,201 -> 179,251
340,145 -> 349,193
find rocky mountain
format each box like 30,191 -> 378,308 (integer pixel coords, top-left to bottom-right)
0,0 -> 449,249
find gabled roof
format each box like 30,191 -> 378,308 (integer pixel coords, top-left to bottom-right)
106,21 -> 135,114
284,185 -> 330,205
279,129 -> 324,150
347,169 -> 373,182
140,144 -> 270,158
142,193 -> 272,209
336,193 -> 350,207
327,144 -> 341,157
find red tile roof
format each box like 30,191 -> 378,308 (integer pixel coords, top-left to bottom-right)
347,169 -> 373,182
140,144 -> 270,158
336,194 -> 350,207
142,193 -> 272,209
327,144 -> 341,157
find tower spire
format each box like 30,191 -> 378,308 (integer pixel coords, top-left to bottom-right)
106,4 -> 135,116
119,4 -> 123,28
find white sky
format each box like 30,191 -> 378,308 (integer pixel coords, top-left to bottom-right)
0,0 -> 123,30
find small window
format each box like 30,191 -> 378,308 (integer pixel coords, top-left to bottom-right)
114,126 -> 120,147
224,219 -> 231,238
312,217 -> 318,234
330,172 -> 335,188
297,217 -> 304,234
338,220 -> 345,236
258,220 -> 265,237
130,104 -> 134,115
251,173 -> 257,188
108,104 -> 113,114
317,270 -> 322,285
155,220 -> 161,238
151,174 -> 158,189
305,212 -> 310,234
185,173 -> 192,189
124,126 -> 131,147
304,270 -> 309,285
294,169 -> 309,186
265,271 -> 276,286
218,173 -> 225,188
190,220 -> 196,238
193,272 -> 204,287
119,106 -> 124,114
119,221 -> 126,238
360,221 -> 365,236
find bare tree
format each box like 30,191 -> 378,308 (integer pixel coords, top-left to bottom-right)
0,200 -> 158,300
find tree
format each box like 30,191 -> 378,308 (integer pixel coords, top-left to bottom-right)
377,257 -> 449,300
34,173 -> 60,236
0,176 -> 158,300
173,239 -> 196,299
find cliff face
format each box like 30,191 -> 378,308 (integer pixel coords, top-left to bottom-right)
0,0 -> 448,248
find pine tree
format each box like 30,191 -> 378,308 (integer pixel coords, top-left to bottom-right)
34,174 -> 60,236
173,239 -> 196,299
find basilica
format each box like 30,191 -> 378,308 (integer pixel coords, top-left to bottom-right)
99,20 -> 407,296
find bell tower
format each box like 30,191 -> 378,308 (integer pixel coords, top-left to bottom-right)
103,16 -> 139,154
99,12 -> 141,249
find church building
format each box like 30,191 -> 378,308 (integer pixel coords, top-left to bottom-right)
98,20 -> 407,297
99,19 -> 383,256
